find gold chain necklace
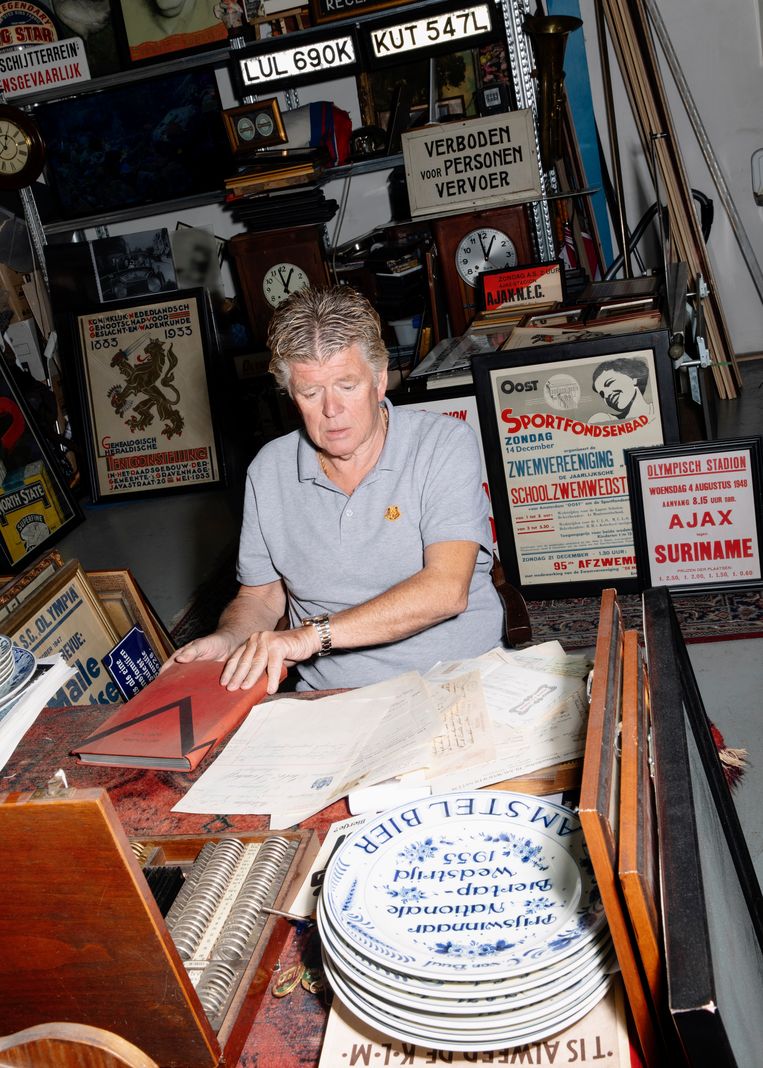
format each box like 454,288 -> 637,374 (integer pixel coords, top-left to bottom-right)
318,406 -> 388,476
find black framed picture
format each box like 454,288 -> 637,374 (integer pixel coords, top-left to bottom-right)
643,586 -> 763,1065
0,360 -> 81,572
626,437 -> 763,592
472,331 -> 680,598
71,290 -> 225,503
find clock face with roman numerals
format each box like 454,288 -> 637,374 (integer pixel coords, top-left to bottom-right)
0,106 -> 46,191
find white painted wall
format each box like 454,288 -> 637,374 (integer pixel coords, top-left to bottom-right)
578,0 -> 763,355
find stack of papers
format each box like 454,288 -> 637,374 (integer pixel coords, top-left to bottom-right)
0,656 -> 75,773
174,642 -> 591,828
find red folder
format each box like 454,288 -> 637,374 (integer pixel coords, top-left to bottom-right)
73,660 -> 282,771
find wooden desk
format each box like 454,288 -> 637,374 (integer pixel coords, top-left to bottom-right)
1,700 -> 581,1068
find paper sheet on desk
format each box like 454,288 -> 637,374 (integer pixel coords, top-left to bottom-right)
426,643 -> 590,791
172,672 -> 442,827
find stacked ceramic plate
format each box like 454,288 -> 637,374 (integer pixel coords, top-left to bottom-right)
0,635 -> 37,711
317,790 -> 614,1052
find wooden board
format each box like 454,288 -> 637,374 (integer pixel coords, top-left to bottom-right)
0,788 -> 316,1068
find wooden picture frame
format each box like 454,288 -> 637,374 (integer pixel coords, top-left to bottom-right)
626,437 -> 763,592
0,550 -> 64,624
221,100 -> 287,155
643,586 -> 763,1065
579,589 -> 660,1067
87,570 -> 175,663
4,560 -> 121,707
0,361 -> 81,573
472,331 -> 680,599
618,630 -> 665,1024
115,1 -> 228,65
72,290 -> 224,503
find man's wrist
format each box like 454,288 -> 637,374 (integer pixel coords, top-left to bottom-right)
301,613 -> 332,656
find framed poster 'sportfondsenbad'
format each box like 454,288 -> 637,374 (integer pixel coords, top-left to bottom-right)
473,331 -> 679,599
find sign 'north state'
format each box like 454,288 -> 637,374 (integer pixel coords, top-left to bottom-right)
402,110 -> 542,218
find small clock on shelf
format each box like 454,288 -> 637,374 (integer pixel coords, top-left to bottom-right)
431,206 -> 535,336
230,226 -> 330,345
0,105 -> 46,191
222,100 -> 287,155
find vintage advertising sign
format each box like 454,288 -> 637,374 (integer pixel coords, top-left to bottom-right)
232,27 -> 358,94
76,293 -> 222,501
311,0 -> 415,25
0,37 -> 89,97
402,110 -> 542,218
364,3 -> 493,63
627,439 -> 762,591
473,334 -> 679,597
481,260 -> 564,313
0,2 -> 55,47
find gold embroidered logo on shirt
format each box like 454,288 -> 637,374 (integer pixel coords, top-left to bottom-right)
384,505 -> 401,521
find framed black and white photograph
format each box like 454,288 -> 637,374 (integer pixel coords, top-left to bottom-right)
116,0 -> 229,65
72,290 -> 224,503
473,332 -> 680,598
626,437 -> 762,593
91,229 -> 177,303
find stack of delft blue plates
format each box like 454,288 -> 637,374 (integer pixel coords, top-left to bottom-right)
0,635 -> 37,711
317,790 -> 614,1052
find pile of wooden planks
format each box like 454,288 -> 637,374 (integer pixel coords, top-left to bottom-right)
602,0 -> 741,399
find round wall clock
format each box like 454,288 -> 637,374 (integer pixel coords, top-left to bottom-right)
432,206 -> 535,336
0,105 -> 46,191
263,263 -> 310,307
230,225 -> 330,345
455,227 -> 518,286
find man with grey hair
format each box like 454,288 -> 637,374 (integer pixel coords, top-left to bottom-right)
170,285 -> 504,693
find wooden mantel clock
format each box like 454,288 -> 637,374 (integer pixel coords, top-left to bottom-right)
229,225 -> 330,346
431,205 -> 535,335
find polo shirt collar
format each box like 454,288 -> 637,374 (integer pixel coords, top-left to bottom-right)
296,398 -> 404,482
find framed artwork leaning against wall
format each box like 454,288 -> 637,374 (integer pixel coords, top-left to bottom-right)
70,289 -> 225,503
473,331 -> 679,599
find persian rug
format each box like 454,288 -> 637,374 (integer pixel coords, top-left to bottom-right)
170,551 -> 763,650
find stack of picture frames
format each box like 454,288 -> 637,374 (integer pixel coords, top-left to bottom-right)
0,551 -> 174,708
580,587 -> 763,1065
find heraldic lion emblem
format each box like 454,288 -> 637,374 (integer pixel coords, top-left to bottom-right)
108,337 -> 184,439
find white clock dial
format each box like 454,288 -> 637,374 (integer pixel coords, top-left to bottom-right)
0,120 -> 30,175
255,111 -> 275,137
236,116 -> 256,142
262,262 -> 310,308
455,227 -> 518,287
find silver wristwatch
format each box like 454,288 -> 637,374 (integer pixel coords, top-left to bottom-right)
301,613 -> 332,656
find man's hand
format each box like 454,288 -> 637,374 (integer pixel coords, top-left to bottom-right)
221,625 -> 321,695
161,632 -> 237,672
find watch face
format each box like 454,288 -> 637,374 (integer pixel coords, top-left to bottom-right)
236,116 -> 256,142
262,262 -> 310,308
255,111 -> 275,137
0,119 -> 30,176
455,227 -> 518,286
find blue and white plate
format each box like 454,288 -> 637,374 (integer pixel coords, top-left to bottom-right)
322,790 -> 604,981
323,948 -> 613,1052
0,647 -> 37,708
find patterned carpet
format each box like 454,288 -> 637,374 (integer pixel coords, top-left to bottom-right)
170,552 -> 763,650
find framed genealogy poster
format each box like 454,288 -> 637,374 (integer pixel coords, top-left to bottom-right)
73,290 -> 224,502
626,438 -> 762,592
473,332 -> 679,598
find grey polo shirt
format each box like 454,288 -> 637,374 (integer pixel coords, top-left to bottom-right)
237,399 -> 505,689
